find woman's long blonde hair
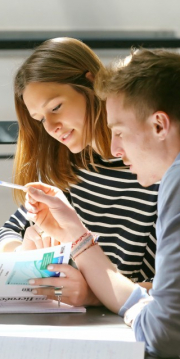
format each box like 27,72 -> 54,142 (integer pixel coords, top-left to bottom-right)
13,37 -> 111,204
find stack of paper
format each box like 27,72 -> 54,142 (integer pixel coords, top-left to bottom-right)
0,300 -> 86,313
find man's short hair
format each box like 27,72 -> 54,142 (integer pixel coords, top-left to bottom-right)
95,48 -> 180,122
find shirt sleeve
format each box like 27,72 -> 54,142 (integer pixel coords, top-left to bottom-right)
118,284 -> 149,317
0,205 -> 30,242
120,160 -> 180,358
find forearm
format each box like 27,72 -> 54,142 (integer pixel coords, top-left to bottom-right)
76,245 -> 135,313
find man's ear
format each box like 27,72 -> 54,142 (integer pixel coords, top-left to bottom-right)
85,71 -> 94,83
153,111 -> 170,140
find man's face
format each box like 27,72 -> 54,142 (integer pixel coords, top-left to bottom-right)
106,93 -> 162,187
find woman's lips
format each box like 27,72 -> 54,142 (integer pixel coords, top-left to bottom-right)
61,129 -> 74,142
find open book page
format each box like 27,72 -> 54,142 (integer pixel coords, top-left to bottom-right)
0,337 -> 145,359
0,243 -> 71,302
0,300 -> 86,313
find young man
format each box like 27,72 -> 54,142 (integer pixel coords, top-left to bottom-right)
25,48 -> 180,358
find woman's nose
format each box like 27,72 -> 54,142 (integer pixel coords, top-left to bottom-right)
43,115 -> 63,134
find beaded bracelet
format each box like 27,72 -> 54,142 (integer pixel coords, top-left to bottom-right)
71,231 -> 99,260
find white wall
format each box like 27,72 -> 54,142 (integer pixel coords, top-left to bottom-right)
0,0 -> 180,35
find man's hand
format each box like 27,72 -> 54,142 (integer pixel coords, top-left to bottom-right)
124,296 -> 153,327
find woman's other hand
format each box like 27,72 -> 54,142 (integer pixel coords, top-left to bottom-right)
20,224 -> 59,251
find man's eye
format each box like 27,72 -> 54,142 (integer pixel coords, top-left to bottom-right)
52,104 -> 61,112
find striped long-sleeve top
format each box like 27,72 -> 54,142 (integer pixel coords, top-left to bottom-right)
0,154 -> 159,282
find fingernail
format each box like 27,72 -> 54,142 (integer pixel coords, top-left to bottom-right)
28,187 -> 36,194
47,265 -> 54,270
29,279 -> 35,284
32,289 -> 37,294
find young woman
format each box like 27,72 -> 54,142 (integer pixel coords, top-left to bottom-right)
0,37 -> 158,305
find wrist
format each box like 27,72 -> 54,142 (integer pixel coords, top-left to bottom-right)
71,231 -> 99,260
70,223 -> 88,243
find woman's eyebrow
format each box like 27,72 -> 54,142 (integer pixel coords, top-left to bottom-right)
31,96 -> 60,117
42,96 -> 60,108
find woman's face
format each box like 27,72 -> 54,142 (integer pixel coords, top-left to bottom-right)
23,82 -> 89,153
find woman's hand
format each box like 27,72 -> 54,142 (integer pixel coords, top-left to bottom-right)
28,263 -> 101,307
25,182 -> 86,243
24,182 -> 135,313
20,224 -> 59,251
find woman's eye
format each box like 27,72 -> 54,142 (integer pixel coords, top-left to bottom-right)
115,133 -> 122,137
52,104 -> 61,112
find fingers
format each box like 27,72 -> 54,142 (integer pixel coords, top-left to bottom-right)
26,183 -> 60,202
26,185 -> 70,213
137,282 -> 152,293
25,191 -> 37,205
28,264 -> 97,306
41,233 -> 51,248
25,189 -> 62,224
29,277 -> 67,291
32,286 -> 58,301
31,286 -> 67,305
25,182 -> 56,194
51,237 -> 60,246
30,227 -> 44,249
25,192 -> 48,213
124,298 -> 152,327
29,264 -> 72,283
22,225 -> 53,250
25,183 -> 58,215
25,182 -> 86,243
28,188 -> 61,209
47,263 -> 77,277
21,226 -> 41,250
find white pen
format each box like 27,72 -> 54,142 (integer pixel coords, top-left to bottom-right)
0,181 -> 27,191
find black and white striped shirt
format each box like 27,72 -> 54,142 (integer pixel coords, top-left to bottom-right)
0,155 -> 159,282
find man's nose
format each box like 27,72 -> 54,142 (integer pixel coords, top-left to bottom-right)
111,138 -> 124,158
